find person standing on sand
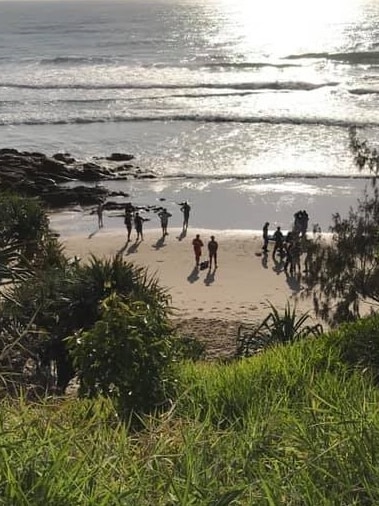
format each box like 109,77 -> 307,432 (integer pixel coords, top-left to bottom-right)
158,208 -> 172,237
192,234 -> 203,267
208,235 -> 218,269
180,201 -> 191,230
272,226 -> 284,259
262,222 -> 270,252
134,212 -> 147,242
97,201 -> 104,228
124,205 -> 133,242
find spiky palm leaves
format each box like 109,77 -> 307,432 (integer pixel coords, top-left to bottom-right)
4,256 -> 172,392
236,302 -> 323,358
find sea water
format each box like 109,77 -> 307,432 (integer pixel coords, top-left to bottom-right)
1,0 -> 379,230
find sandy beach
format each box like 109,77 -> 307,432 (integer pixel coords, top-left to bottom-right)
61,226 -> 318,358
52,173 -> 370,358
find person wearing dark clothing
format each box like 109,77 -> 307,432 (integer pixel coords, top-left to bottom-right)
180,201 -> 191,230
284,240 -> 301,274
262,222 -> 270,251
192,234 -> 203,267
134,212 -> 147,241
158,208 -> 172,237
291,240 -> 302,273
272,226 -> 284,259
208,235 -> 218,269
97,202 -> 104,228
124,206 -> 133,242
300,210 -> 309,237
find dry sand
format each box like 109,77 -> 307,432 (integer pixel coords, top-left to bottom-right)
62,227 -> 317,358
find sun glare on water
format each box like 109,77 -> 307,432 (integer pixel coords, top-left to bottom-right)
212,0 -> 364,57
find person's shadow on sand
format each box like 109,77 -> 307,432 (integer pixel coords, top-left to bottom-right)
153,236 -> 166,250
125,241 -> 140,255
117,240 -> 130,256
88,229 -> 99,239
285,271 -> 302,292
177,229 -> 187,241
204,268 -> 216,286
187,266 -> 200,283
272,256 -> 284,275
261,251 -> 268,269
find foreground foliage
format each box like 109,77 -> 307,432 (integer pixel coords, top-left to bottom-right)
2,315 -> 379,504
68,293 -> 178,418
303,128 -> 379,325
2,255 -> 174,395
236,301 -> 323,357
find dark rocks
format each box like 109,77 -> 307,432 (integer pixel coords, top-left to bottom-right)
106,152 -> 134,162
0,148 -> 155,209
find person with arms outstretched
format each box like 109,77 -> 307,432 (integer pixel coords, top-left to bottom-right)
158,208 -> 172,237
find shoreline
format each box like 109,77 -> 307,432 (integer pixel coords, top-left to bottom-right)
49,175 -> 368,236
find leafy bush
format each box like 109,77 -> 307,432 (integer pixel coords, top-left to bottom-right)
0,193 -> 49,261
4,256 -> 173,393
0,193 -> 65,287
67,293 -> 178,418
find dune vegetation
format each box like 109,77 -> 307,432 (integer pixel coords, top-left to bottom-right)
2,317 -> 379,504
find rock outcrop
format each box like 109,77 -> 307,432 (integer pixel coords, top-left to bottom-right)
0,148 -> 156,208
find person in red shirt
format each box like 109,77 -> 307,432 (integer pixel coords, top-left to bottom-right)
192,234 -> 204,267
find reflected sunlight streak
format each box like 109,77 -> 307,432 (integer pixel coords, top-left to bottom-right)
212,0 -> 362,57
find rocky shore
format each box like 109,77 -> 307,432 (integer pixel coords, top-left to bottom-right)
0,148 -> 157,209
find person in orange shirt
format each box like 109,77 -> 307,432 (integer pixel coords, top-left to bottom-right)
192,234 -> 204,267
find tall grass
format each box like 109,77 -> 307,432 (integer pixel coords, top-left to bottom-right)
2,317 -> 379,504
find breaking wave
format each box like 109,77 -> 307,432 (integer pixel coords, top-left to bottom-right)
286,51 -> 379,64
1,113 -> 377,129
0,80 -> 338,92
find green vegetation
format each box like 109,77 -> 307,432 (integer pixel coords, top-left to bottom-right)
2,316 -> 379,504
303,128 -> 379,325
68,293 -> 178,419
236,302 -> 323,357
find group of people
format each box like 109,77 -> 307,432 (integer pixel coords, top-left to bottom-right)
192,234 -> 218,271
121,201 -> 191,242
97,199 -> 310,276
262,210 -> 310,275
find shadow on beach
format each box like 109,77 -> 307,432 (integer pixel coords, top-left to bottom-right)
187,266 -> 200,284
88,229 -> 100,239
285,272 -> 302,293
177,229 -> 187,241
124,241 -> 140,255
117,240 -> 130,256
272,256 -> 285,275
153,236 -> 166,250
261,251 -> 268,269
204,268 -> 216,286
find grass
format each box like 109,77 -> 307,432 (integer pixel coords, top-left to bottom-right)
2,316 -> 379,504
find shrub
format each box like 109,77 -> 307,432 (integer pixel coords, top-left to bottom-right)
67,293 -> 178,419
4,256 -> 172,393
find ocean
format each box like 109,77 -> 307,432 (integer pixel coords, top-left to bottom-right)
1,0 -> 379,232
